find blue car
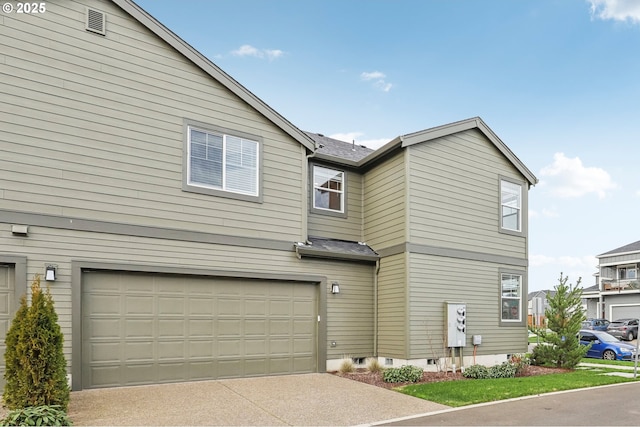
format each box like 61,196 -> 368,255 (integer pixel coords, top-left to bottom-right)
579,330 -> 637,361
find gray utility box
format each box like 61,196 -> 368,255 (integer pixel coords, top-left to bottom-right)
444,302 -> 466,347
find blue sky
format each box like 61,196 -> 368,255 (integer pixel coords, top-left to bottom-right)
135,0 -> 640,292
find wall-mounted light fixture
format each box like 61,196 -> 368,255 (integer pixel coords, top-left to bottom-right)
45,264 -> 57,281
331,282 -> 340,294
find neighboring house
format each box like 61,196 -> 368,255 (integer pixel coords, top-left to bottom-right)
583,240 -> 640,321
0,0 -> 537,391
527,290 -> 555,327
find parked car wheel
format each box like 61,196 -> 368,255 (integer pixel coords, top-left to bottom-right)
603,350 -> 616,360
628,331 -> 635,341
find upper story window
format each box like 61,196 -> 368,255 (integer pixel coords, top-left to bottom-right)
501,179 -> 521,232
501,273 -> 522,322
619,266 -> 637,280
187,126 -> 259,197
313,166 -> 344,213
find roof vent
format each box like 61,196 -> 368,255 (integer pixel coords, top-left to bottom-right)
86,7 -> 106,35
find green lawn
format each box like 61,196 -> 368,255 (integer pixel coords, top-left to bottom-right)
399,367 -> 638,407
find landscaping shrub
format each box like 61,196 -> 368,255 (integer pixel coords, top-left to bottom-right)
339,358 -> 355,373
382,365 -> 424,383
0,405 -> 72,426
463,359 -> 522,379
462,364 -> 489,379
366,357 -> 383,373
3,276 -> 70,411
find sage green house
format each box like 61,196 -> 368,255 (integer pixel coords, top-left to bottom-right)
0,0 -> 537,390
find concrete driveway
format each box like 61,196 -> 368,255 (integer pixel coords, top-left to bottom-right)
67,373 -> 449,426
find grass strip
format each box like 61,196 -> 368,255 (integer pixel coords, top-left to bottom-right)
399,370 -> 638,407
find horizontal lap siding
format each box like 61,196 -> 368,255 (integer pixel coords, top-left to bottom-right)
308,171 -> 364,241
407,130 -> 526,258
0,0 -> 305,241
408,253 -> 528,358
364,152 -> 406,251
0,223 -> 374,365
377,253 -> 407,358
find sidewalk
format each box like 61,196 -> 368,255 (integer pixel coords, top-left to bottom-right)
578,362 -> 640,378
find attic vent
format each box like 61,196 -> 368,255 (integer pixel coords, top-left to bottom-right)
86,8 -> 106,35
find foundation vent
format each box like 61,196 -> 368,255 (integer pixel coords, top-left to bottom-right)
86,8 -> 106,35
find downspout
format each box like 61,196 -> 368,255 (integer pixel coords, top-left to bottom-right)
374,258 -> 380,358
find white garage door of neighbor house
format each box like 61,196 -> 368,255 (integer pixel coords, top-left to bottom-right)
82,271 -> 318,389
611,305 -> 640,321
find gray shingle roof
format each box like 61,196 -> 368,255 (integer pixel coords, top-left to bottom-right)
598,239 -> 640,257
294,237 -> 378,262
304,132 -> 374,162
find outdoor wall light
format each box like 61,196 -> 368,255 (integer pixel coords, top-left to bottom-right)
45,264 -> 57,281
331,282 -> 340,294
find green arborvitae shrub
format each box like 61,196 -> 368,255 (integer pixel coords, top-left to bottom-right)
382,365 -> 424,383
3,275 -> 70,411
530,273 -> 588,369
0,405 -> 72,426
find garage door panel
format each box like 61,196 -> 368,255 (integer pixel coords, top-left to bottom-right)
90,365 -> 121,388
89,342 -> 121,362
245,299 -> 266,315
158,297 -> 185,315
158,341 -> 185,359
188,319 -> 214,337
158,319 -> 185,337
245,339 -> 267,356
125,296 -> 153,315
218,299 -> 242,315
88,318 -> 121,339
88,295 -> 120,315
82,272 -> 317,389
245,319 -> 266,335
124,341 -> 154,361
125,319 -> 153,338
190,340 -> 214,358
188,298 -> 214,315
270,300 -> 291,316
217,319 -> 241,335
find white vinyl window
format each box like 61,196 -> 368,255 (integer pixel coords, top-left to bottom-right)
501,273 -> 522,322
619,266 -> 637,280
188,127 -> 258,196
501,180 -> 521,232
313,166 -> 344,212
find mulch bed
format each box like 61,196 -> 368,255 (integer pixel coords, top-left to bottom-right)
333,365 -> 571,389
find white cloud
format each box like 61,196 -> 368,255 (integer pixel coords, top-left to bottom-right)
328,132 -> 391,150
231,44 -> 284,60
538,152 -> 617,199
588,0 -> 640,23
530,254 -> 599,287
360,71 -> 393,92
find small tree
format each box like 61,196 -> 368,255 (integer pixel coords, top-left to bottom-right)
3,275 -> 70,410
531,273 -> 588,368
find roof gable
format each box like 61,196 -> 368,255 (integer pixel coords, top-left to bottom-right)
111,0 -> 315,152
598,239 -> 640,258
398,117 -> 537,186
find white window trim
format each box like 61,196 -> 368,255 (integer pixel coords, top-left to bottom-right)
500,178 -> 522,233
187,125 -> 260,197
501,273 -> 522,323
312,165 -> 345,214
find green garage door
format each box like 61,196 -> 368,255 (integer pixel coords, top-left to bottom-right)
82,271 -> 317,389
0,265 -> 14,388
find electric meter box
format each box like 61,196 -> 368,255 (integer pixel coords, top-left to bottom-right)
444,302 -> 467,347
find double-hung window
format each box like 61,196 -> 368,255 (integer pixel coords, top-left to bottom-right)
188,126 -> 259,197
501,273 -> 522,322
501,179 -> 522,232
313,166 -> 344,213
